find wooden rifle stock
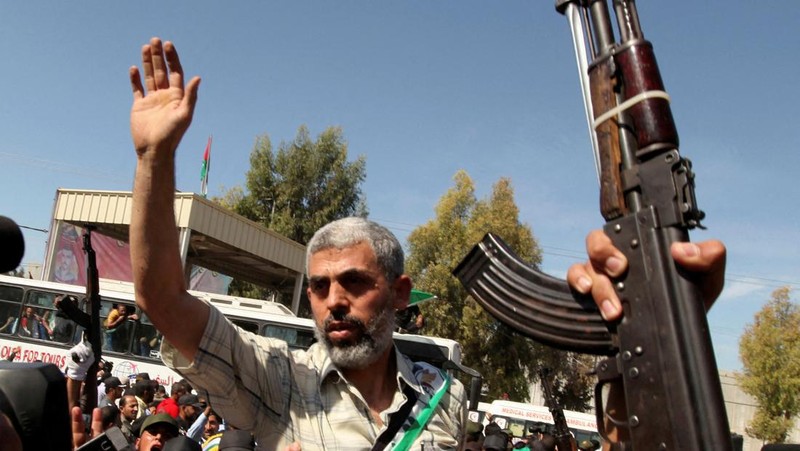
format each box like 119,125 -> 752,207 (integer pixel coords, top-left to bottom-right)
454,1 -> 730,449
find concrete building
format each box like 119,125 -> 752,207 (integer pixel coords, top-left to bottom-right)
721,371 -> 800,451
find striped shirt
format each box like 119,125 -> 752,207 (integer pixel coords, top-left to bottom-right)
161,306 -> 466,451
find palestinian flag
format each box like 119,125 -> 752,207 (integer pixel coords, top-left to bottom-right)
200,136 -> 212,197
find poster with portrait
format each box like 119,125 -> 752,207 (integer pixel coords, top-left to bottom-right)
49,223 -> 133,285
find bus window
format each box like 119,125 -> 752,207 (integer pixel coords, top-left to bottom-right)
102,301 -> 137,353
572,429 -> 602,445
495,416 -> 527,438
132,312 -> 162,359
19,290 -> 62,341
50,295 -> 79,344
231,319 -> 259,335
0,285 -> 23,303
0,284 -> 23,335
261,324 -> 316,351
27,290 -> 57,309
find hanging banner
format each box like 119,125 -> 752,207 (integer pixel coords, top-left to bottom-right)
50,224 -> 132,285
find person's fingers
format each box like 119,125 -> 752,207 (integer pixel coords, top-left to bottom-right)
586,229 -> 627,278
671,239 -> 726,310
567,261 -> 622,321
670,240 -> 725,271
90,407 -> 103,437
141,43 -> 155,93
149,37 -> 169,90
0,413 -> 22,451
580,230 -> 628,321
130,66 -> 144,100
163,41 -> 184,89
566,263 -> 593,295
573,231 -> 726,322
70,406 -> 83,434
182,76 -> 201,116
284,442 -> 302,451
71,406 -> 86,449
586,261 -> 623,321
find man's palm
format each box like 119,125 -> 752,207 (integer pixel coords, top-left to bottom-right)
131,85 -> 192,154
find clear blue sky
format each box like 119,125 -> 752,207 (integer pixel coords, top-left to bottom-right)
1,1 -> 798,372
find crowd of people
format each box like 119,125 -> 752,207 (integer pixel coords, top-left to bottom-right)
461,420 -> 601,451
66,358 -> 257,451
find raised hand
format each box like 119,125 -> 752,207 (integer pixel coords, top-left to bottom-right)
71,406 -> 103,450
129,37 -> 200,156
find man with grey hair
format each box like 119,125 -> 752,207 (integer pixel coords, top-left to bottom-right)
305,217 -> 405,369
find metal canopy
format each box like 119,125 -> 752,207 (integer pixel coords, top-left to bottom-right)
49,189 -> 305,291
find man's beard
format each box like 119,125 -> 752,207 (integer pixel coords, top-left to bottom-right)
315,304 -> 395,370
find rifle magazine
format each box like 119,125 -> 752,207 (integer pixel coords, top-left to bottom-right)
454,233 -> 615,356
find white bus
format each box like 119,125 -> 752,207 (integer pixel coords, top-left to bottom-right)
0,274 -> 468,389
482,399 -> 602,445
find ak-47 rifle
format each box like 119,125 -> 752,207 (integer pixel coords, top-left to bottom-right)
82,225 -> 102,411
538,368 -> 573,451
454,1 -> 731,449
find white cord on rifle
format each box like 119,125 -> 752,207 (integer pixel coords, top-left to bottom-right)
592,90 -> 671,129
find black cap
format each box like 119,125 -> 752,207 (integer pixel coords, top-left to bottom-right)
139,413 -> 179,437
178,394 -> 204,409
483,433 -> 507,451
219,430 -> 255,451
104,377 -> 124,388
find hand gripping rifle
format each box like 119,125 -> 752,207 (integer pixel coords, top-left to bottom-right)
453,1 -> 731,449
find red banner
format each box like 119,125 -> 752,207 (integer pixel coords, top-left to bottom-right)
51,224 -> 133,285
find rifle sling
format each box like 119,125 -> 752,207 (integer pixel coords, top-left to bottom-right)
371,384 -> 417,451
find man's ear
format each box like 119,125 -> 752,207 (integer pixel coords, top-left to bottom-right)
391,275 -> 412,311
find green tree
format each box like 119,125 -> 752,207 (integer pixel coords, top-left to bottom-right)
739,287 -> 800,443
217,125 -> 367,306
214,185 -> 245,212
227,125 -> 367,244
406,170 -> 594,409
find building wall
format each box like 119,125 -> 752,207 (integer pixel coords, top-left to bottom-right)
23,262 -> 42,279
722,371 -> 763,451
721,371 -> 800,451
